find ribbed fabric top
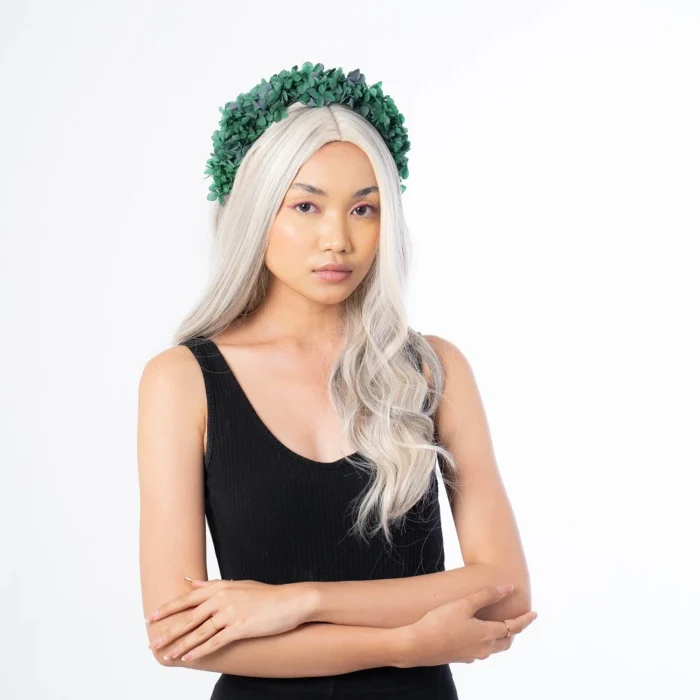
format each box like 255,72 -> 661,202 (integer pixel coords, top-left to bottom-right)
179,335 -> 455,698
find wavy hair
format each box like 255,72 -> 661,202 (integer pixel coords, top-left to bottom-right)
173,101 -> 458,544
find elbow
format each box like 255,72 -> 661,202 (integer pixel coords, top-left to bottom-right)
148,641 -> 168,666
497,565 -> 533,616
145,629 -> 180,668
475,566 -> 533,621
151,648 -> 183,668
145,629 -> 166,666
475,587 -> 531,623
507,571 -> 532,617
508,587 -> 532,618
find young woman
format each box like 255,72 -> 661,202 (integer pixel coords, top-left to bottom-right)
138,63 -> 537,699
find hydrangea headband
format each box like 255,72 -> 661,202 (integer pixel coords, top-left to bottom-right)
203,61 -> 411,205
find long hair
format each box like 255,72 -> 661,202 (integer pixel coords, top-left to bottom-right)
173,101 -> 458,544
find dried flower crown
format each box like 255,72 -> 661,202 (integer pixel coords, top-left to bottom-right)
204,61 -> 410,205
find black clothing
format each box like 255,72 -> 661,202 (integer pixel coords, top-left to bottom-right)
180,336 -> 458,699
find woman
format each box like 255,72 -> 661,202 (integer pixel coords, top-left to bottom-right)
138,62 -> 537,699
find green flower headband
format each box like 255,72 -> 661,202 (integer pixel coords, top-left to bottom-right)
203,61 -> 411,205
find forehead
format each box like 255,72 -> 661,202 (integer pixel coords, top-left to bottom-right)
290,142 -> 378,196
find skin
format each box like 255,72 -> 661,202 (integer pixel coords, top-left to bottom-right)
137,140 -> 536,676
202,140 -> 382,464
264,140 -> 380,331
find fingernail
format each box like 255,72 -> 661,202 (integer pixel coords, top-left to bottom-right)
496,584 -> 514,593
184,576 -> 193,581
150,636 -> 164,649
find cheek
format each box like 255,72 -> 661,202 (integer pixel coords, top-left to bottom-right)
265,221 -> 310,277
357,227 -> 380,259
268,217 -> 304,248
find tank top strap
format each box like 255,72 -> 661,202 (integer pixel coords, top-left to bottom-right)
179,336 -> 225,368
178,336 -> 232,469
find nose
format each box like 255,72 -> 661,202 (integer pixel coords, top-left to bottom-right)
318,214 -> 352,252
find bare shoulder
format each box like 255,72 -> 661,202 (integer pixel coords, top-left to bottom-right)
419,333 -> 473,379
138,344 -> 207,436
140,344 -> 203,389
420,332 -> 466,359
418,333 -> 481,443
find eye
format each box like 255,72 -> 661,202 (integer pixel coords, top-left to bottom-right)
291,202 -> 378,217
293,201 -> 319,214
352,204 -> 377,217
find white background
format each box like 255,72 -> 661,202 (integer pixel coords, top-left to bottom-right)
2,1 -> 698,698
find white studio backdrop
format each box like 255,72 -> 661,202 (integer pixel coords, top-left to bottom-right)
1,1 -> 698,698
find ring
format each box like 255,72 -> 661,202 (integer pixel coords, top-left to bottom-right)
503,620 -> 511,639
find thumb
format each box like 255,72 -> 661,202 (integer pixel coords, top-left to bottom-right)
466,584 -> 515,614
184,576 -> 215,587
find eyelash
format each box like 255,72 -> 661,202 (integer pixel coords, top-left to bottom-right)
292,202 -> 378,217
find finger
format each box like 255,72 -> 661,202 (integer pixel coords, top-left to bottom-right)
146,587 -> 212,623
507,610 -> 538,636
163,612 -> 220,661
465,584 -> 515,615
490,635 -> 514,655
188,579 -> 217,588
150,601 -> 218,653
484,610 -> 538,641
181,624 -> 234,662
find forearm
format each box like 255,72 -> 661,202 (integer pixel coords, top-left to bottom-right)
305,562 -> 532,628
163,621 -> 414,677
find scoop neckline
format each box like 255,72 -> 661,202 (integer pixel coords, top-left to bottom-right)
203,338 -> 361,470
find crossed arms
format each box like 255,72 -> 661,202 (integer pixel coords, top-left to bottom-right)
138,335 -> 532,676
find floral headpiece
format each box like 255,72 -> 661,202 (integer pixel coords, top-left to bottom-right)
203,61 -> 411,205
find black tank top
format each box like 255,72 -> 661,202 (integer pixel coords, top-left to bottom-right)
179,336 -> 457,699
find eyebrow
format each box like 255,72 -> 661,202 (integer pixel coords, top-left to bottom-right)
290,182 -> 379,198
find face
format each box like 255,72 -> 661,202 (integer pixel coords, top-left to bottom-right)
265,141 -> 381,305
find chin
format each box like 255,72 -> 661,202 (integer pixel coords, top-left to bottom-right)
299,283 -> 355,304
310,290 -> 354,305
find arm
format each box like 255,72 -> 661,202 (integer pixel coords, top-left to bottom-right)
303,561 -> 527,630
139,340 -> 530,675
137,348 -> 417,677
159,620 -> 416,677
301,334 -> 532,629
419,334 -> 532,621
138,347 -> 210,658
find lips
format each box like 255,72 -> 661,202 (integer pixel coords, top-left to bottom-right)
314,264 -> 352,272
312,268 -> 352,282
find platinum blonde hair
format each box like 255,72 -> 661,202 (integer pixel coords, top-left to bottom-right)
174,101 -> 458,544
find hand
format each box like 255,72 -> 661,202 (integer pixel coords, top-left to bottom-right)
145,578 -> 316,662
400,585 -> 538,667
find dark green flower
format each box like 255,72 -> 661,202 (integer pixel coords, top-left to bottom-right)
204,62 -> 411,205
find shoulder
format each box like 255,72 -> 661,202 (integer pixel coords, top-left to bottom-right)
138,344 -> 207,423
140,344 -> 203,390
419,333 -> 459,359
417,333 -> 480,441
417,332 -> 474,384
